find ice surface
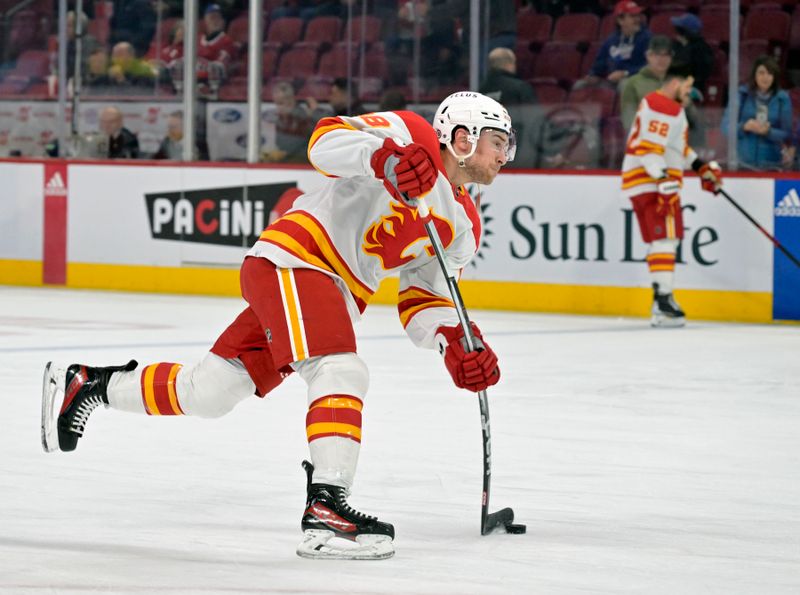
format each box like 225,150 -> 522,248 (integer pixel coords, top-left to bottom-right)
1,287 -> 798,594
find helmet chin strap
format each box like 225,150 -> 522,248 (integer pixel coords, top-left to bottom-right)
446,139 -> 478,167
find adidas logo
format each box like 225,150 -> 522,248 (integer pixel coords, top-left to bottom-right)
45,171 -> 67,196
775,188 -> 800,217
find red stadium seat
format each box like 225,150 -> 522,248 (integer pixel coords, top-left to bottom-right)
298,75 -> 333,101
791,7 -> 800,51
343,15 -> 382,45
276,46 -> 319,78
650,3 -> 688,14
7,10 -> 45,57
517,12 -> 552,47
262,47 -> 279,79
317,44 -> 358,78
296,15 -> 343,53
743,10 -> 791,45
364,49 -> 388,80
598,13 -> 617,41
264,17 -> 304,51
552,13 -> 599,46
581,42 -> 602,76
700,8 -> 730,46
648,12 -> 682,36
533,42 -> 582,87
530,81 -> 567,104
514,42 -> 537,79
601,116 -> 627,169
739,38 -> 770,80
218,77 -> 247,101
568,85 -> 617,119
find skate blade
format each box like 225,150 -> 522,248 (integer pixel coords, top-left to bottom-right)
296,530 -> 394,560
41,362 -> 63,452
650,314 -> 686,328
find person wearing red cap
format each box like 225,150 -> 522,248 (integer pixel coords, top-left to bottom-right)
587,0 -> 651,86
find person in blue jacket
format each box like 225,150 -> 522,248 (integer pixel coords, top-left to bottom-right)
723,55 -> 793,170
587,0 -> 650,86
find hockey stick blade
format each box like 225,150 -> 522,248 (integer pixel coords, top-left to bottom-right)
482,507 -> 526,535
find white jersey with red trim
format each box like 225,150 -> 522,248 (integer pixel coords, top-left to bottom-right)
621,91 -> 698,199
247,110 -> 482,349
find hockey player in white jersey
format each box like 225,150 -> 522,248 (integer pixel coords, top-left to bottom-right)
621,63 -> 723,327
41,92 -> 515,560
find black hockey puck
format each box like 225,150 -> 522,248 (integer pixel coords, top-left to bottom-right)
505,523 -> 527,534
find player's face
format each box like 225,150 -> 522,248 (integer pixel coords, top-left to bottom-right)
675,76 -> 694,103
464,130 -> 510,185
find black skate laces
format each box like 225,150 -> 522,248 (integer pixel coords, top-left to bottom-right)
69,394 -> 104,435
334,489 -> 376,521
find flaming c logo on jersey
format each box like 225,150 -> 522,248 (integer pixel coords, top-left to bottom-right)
363,202 -> 455,270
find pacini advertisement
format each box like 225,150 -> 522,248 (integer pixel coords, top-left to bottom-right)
145,182 -> 297,246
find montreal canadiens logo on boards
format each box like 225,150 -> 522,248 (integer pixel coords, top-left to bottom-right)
145,182 -> 300,246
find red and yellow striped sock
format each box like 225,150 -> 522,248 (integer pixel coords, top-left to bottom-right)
306,395 -> 363,444
140,362 -> 184,416
646,252 -> 676,273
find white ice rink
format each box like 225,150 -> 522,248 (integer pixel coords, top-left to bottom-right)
1,286 -> 798,594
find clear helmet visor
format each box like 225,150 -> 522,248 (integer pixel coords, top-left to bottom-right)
471,127 -> 516,162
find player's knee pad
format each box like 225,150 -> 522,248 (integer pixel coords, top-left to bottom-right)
294,352 -> 369,403
177,352 -> 256,418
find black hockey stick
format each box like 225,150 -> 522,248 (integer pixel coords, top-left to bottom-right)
718,188 -> 800,269
414,194 -> 526,536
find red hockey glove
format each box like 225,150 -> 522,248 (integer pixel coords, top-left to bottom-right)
370,137 -> 437,203
698,160 -> 722,194
435,323 -> 500,393
656,177 -> 681,216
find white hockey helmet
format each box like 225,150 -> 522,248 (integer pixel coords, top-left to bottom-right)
433,91 -> 516,163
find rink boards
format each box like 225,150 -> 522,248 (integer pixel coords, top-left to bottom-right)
0,159 -> 797,322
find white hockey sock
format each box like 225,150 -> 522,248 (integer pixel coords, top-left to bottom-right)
647,239 -> 679,295
107,352 -> 256,417
294,353 -> 369,489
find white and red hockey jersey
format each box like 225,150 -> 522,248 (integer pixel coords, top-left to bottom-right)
247,110 -> 483,349
621,91 -> 698,199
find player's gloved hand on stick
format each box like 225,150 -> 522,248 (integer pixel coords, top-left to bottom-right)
656,177 -> 681,216
435,323 -> 500,392
698,160 -> 723,194
371,138 -> 437,205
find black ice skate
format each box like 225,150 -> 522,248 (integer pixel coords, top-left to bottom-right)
651,283 -> 686,328
41,360 -> 137,452
296,460 -> 395,560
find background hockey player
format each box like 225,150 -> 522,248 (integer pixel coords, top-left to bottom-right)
621,63 -> 723,327
41,92 -> 514,560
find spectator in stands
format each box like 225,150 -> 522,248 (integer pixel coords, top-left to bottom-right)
584,0 -> 650,88
264,81 -> 322,163
329,78 -> 367,117
670,13 -> 713,96
99,106 -> 140,159
152,111 -> 199,160
84,47 -> 111,89
479,47 -> 536,106
152,20 -> 184,84
378,89 -> 407,111
109,0 -> 157,56
620,35 -> 672,131
198,4 -> 237,96
108,42 -> 156,88
487,0 -> 517,51
722,56 -> 793,171
66,10 -> 99,81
